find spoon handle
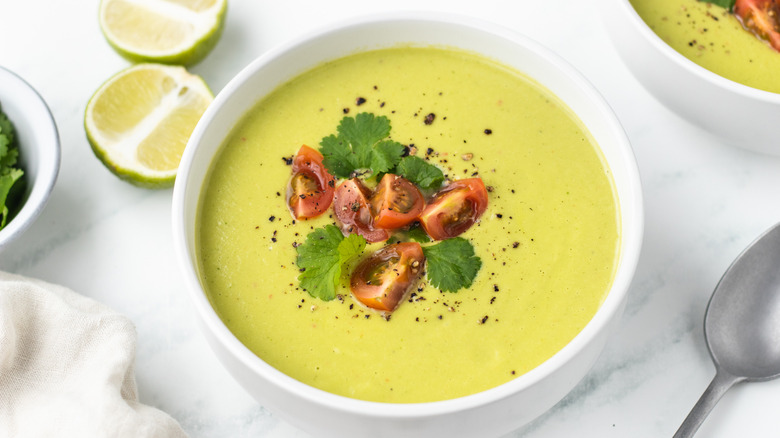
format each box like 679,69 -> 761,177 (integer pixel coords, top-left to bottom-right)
673,370 -> 741,438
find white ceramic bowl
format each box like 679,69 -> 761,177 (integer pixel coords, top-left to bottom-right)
602,0 -> 780,155
0,67 -> 60,251
173,13 -> 643,438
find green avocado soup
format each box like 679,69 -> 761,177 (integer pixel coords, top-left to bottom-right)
630,0 -> 780,93
197,47 -> 620,403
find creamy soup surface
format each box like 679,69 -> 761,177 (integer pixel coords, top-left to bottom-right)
198,46 -> 620,403
630,0 -> 780,93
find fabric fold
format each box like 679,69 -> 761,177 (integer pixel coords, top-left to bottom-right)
0,272 -> 187,438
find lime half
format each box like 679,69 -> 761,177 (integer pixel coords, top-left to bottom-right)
85,63 -> 213,188
99,0 -> 227,66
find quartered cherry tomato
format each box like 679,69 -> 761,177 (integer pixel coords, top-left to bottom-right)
350,242 -> 425,312
735,0 -> 780,52
369,174 -> 425,229
286,145 -> 335,219
418,178 -> 489,241
333,178 -> 390,243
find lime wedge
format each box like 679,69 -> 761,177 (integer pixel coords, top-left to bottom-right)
99,0 -> 227,66
84,63 -> 213,188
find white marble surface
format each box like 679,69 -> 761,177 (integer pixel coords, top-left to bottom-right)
2,1 -> 780,437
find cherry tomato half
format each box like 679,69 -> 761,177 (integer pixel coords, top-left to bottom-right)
735,0 -> 780,52
286,145 -> 335,219
333,178 -> 390,243
369,174 -> 425,229
350,242 -> 425,312
418,178 -> 489,241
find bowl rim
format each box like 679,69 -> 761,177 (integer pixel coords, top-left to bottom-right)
615,0 -> 780,102
173,11 -> 644,418
0,66 -> 60,250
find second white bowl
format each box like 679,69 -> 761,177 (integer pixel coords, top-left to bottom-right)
602,0 -> 780,155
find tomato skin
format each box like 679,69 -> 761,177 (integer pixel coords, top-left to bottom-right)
735,0 -> 780,52
286,145 -> 335,219
333,178 -> 390,243
369,174 -> 425,230
418,178 -> 489,241
350,242 -> 425,312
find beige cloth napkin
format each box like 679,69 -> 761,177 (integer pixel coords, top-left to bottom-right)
0,271 -> 188,438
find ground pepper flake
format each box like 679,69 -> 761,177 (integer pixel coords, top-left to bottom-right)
424,113 -> 435,125
480,315 -> 489,324
484,129 -> 492,135
356,97 -> 366,106
282,156 -> 293,165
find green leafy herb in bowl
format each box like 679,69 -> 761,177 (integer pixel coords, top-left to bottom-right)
0,65 -> 60,252
0,104 -> 25,229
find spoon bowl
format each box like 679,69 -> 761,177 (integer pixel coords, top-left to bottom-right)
706,224 -> 780,380
675,222 -> 780,437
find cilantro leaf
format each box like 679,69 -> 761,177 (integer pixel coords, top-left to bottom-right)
319,113 -> 405,178
320,134 -> 358,178
296,225 -> 366,301
407,226 -> 432,243
0,135 -> 8,164
0,104 -> 23,229
0,168 -> 23,228
698,0 -> 735,10
0,111 -> 14,146
423,238 -> 482,292
370,140 -> 405,174
396,156 -> 445,190
338,232 -> 367,261
0,147 -> 18,170
339,113 -> 390,166
0,111 -> 12,162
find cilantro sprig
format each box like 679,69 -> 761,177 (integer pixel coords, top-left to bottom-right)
320,113 -> 405,179
396,156 -> 444,190
0,104 -> 24,229
296,224 -> 367,301
319,112 -> 444,190
423,238 -> 482,293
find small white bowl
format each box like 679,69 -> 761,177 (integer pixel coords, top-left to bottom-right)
0,67 -> 60,251
602,0 -> 780,155
173,13 -> 643,437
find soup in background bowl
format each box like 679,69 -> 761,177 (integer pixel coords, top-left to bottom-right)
601,0 -> 780,155
173,13 -> 643,438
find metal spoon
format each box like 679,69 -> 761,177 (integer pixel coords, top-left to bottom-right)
674,222 -> 780,437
